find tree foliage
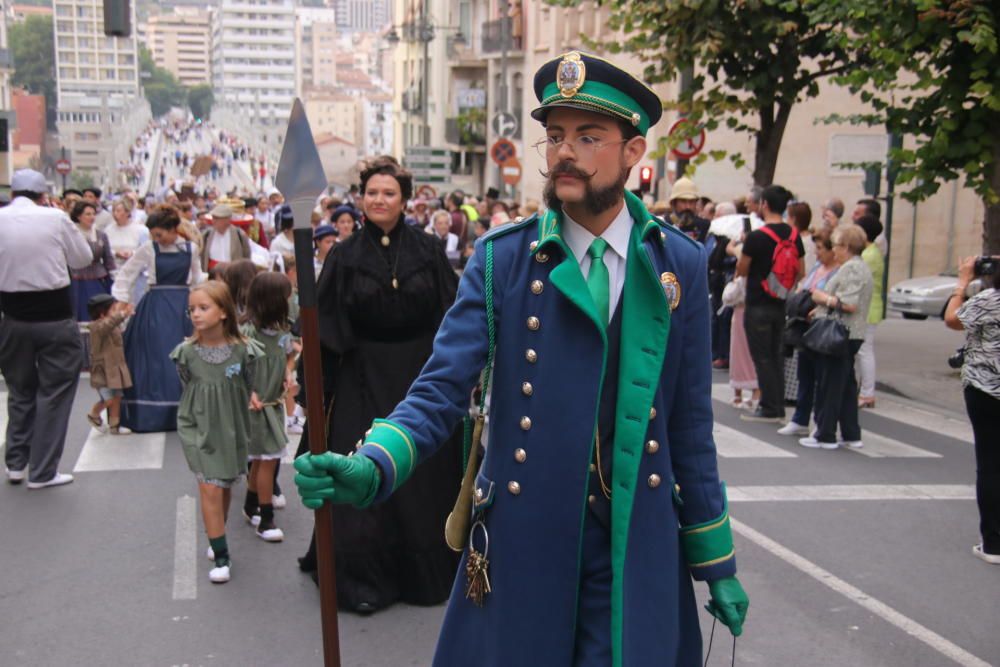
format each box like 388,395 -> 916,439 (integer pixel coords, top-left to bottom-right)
820,0 -> 1000,252
9,15 -> 56,126
188,84 -> 214,121
139,46 -> 186,117
548,0 -> 864,185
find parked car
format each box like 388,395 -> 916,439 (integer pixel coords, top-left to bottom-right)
887,273 -> 958,319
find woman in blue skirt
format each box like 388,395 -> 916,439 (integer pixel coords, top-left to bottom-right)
69,201 -> 114,321
112,205 -> 204,432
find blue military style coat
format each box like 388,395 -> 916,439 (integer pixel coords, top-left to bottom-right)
357,192 -> 736,666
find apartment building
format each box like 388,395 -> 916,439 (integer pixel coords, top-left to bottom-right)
144,8 -> 211,87
212,0 -> 296,120
332,0 -> 391,33
295,6 -> 338,92
53,0 -> 146,181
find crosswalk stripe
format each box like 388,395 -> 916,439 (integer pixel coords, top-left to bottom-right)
73,427 -> 166,472
847,431 -> 941,458
865,396 -> 973,444
714,423 -> 797,458
728,484 -> 974,502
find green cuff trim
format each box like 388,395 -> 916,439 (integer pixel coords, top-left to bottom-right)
680,489 -> 735,569
364,419 -> 416,493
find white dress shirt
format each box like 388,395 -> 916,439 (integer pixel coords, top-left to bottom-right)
104,221 -> 150,258
208,226 -> 232,263
111,240 -> 205,304
561,202 -> 633,318
0,197 -> 93,292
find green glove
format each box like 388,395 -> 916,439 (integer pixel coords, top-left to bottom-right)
706,576 -> 749,637
293,451 -> 381,510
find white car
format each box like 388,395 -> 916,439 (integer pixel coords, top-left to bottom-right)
887,273 -> 958,320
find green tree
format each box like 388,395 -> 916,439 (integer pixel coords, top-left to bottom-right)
9,15 -> 56,126
139,46 -> 186,116
549,0 -> 863,186
823,0 -> 1000,254
188,84 -> 214,120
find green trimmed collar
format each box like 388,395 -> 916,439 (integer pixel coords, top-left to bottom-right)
533,191 -> 664,257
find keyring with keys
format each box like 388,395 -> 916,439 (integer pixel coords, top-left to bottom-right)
464,518 -> 492,606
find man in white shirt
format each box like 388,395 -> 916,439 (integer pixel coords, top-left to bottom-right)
201,204 -> 251,271
0,170 -> 94,489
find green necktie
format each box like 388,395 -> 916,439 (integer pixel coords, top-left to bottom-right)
587,238 -> 610,328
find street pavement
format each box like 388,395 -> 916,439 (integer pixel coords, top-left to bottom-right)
1,317 -> 996,666
153,125 -> 267,198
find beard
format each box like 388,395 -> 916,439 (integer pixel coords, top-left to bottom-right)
542,161 -> 629,216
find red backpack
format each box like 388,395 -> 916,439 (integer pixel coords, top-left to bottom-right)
759,225 -> 800,299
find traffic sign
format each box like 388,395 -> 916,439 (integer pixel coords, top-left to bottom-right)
490,139 -> 516,166
491,112 -> 518,139
55,159 -> 72,175
668,118 -> 706,160
404,147 -> 453,185
501,156 -> 522,186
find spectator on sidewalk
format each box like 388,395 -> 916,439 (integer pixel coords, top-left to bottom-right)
855,215 -> 885,409
802,225 -> 873,450
0,169 -> 94,489
736,184 -> 804,422
852,198 -> 888,255
944,254 -> 1000,565
820,197 -> 845,230
430,210 -> 460,267
668,177 -> 710,244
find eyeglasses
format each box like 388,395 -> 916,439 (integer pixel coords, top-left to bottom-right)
532,136 -> 629,159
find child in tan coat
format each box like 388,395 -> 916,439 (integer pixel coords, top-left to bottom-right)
87,294 -> 133,434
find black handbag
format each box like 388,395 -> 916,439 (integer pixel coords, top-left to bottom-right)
783,291 -> 815,348
801,316 -> 850,357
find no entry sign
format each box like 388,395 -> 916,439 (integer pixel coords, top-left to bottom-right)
668,118 -> 706,160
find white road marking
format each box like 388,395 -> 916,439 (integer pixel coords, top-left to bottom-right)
732,518 -> 992,667
728,484 -> 975,502
73,428 -> 165,472
172,495 -> 197,601
866,397 -> 973,444
847,432 -> 942,458
714,423 -> 797,458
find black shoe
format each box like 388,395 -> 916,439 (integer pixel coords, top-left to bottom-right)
740,407 -> 784,423
354,602 -> 377,615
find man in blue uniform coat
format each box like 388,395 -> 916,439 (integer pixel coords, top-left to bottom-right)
295,52 -> 749,666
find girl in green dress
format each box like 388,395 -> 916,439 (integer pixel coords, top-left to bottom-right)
171,281 -> 261,584
242,272 -> 296,543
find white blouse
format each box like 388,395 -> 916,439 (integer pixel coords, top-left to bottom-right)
111,240 -> 205,304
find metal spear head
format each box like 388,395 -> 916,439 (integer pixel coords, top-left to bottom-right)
275,98 -> 328,230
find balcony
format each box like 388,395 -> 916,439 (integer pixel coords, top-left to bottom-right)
481,18 -> 522,55
446,117 -> 486,148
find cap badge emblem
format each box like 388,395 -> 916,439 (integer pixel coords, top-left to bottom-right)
557,52 -> 586,98
660,272 -> 681,311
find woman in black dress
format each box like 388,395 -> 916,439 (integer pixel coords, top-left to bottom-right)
299,156 -> 462,613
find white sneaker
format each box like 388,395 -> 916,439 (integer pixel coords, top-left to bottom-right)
209,564 -> 231,583
256,526 -> 284,542
973,544 -> 1000,564
272,493 -> 287,509
5,467 -> 26,484
27,473 -> 74,489
206,546 -> 215,561
777,422 -> 810,436
841,440 -> 864,449
798,437 -> 839,450
110,426 -> 133,435
243,509 -> 261,527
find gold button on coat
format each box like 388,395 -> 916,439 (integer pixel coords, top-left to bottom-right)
589,463 -> 597,472
514,448 -> 527,463
529,241 -> 538,252
522,382 -> 533,396
535,252 -> 549,263
530,280 -> 544,295
508,481 -> 521,495
527,316 -> 540,331
649,407 -> 657,420
588,494 -> 596,504
475,488 -> 484,500
525,349 -> 538,363
648,474 -> 661,488
646,440 -> 659,454
520,416 -> 532,430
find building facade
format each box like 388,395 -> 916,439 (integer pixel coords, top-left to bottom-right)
53,0 -> 145,184
295,6 -> 338,93
144,8 -> 211,87
332,0 -> 391,33
212,0 -> 296,121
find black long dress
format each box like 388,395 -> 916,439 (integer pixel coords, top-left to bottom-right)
304,216 -> 462,612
